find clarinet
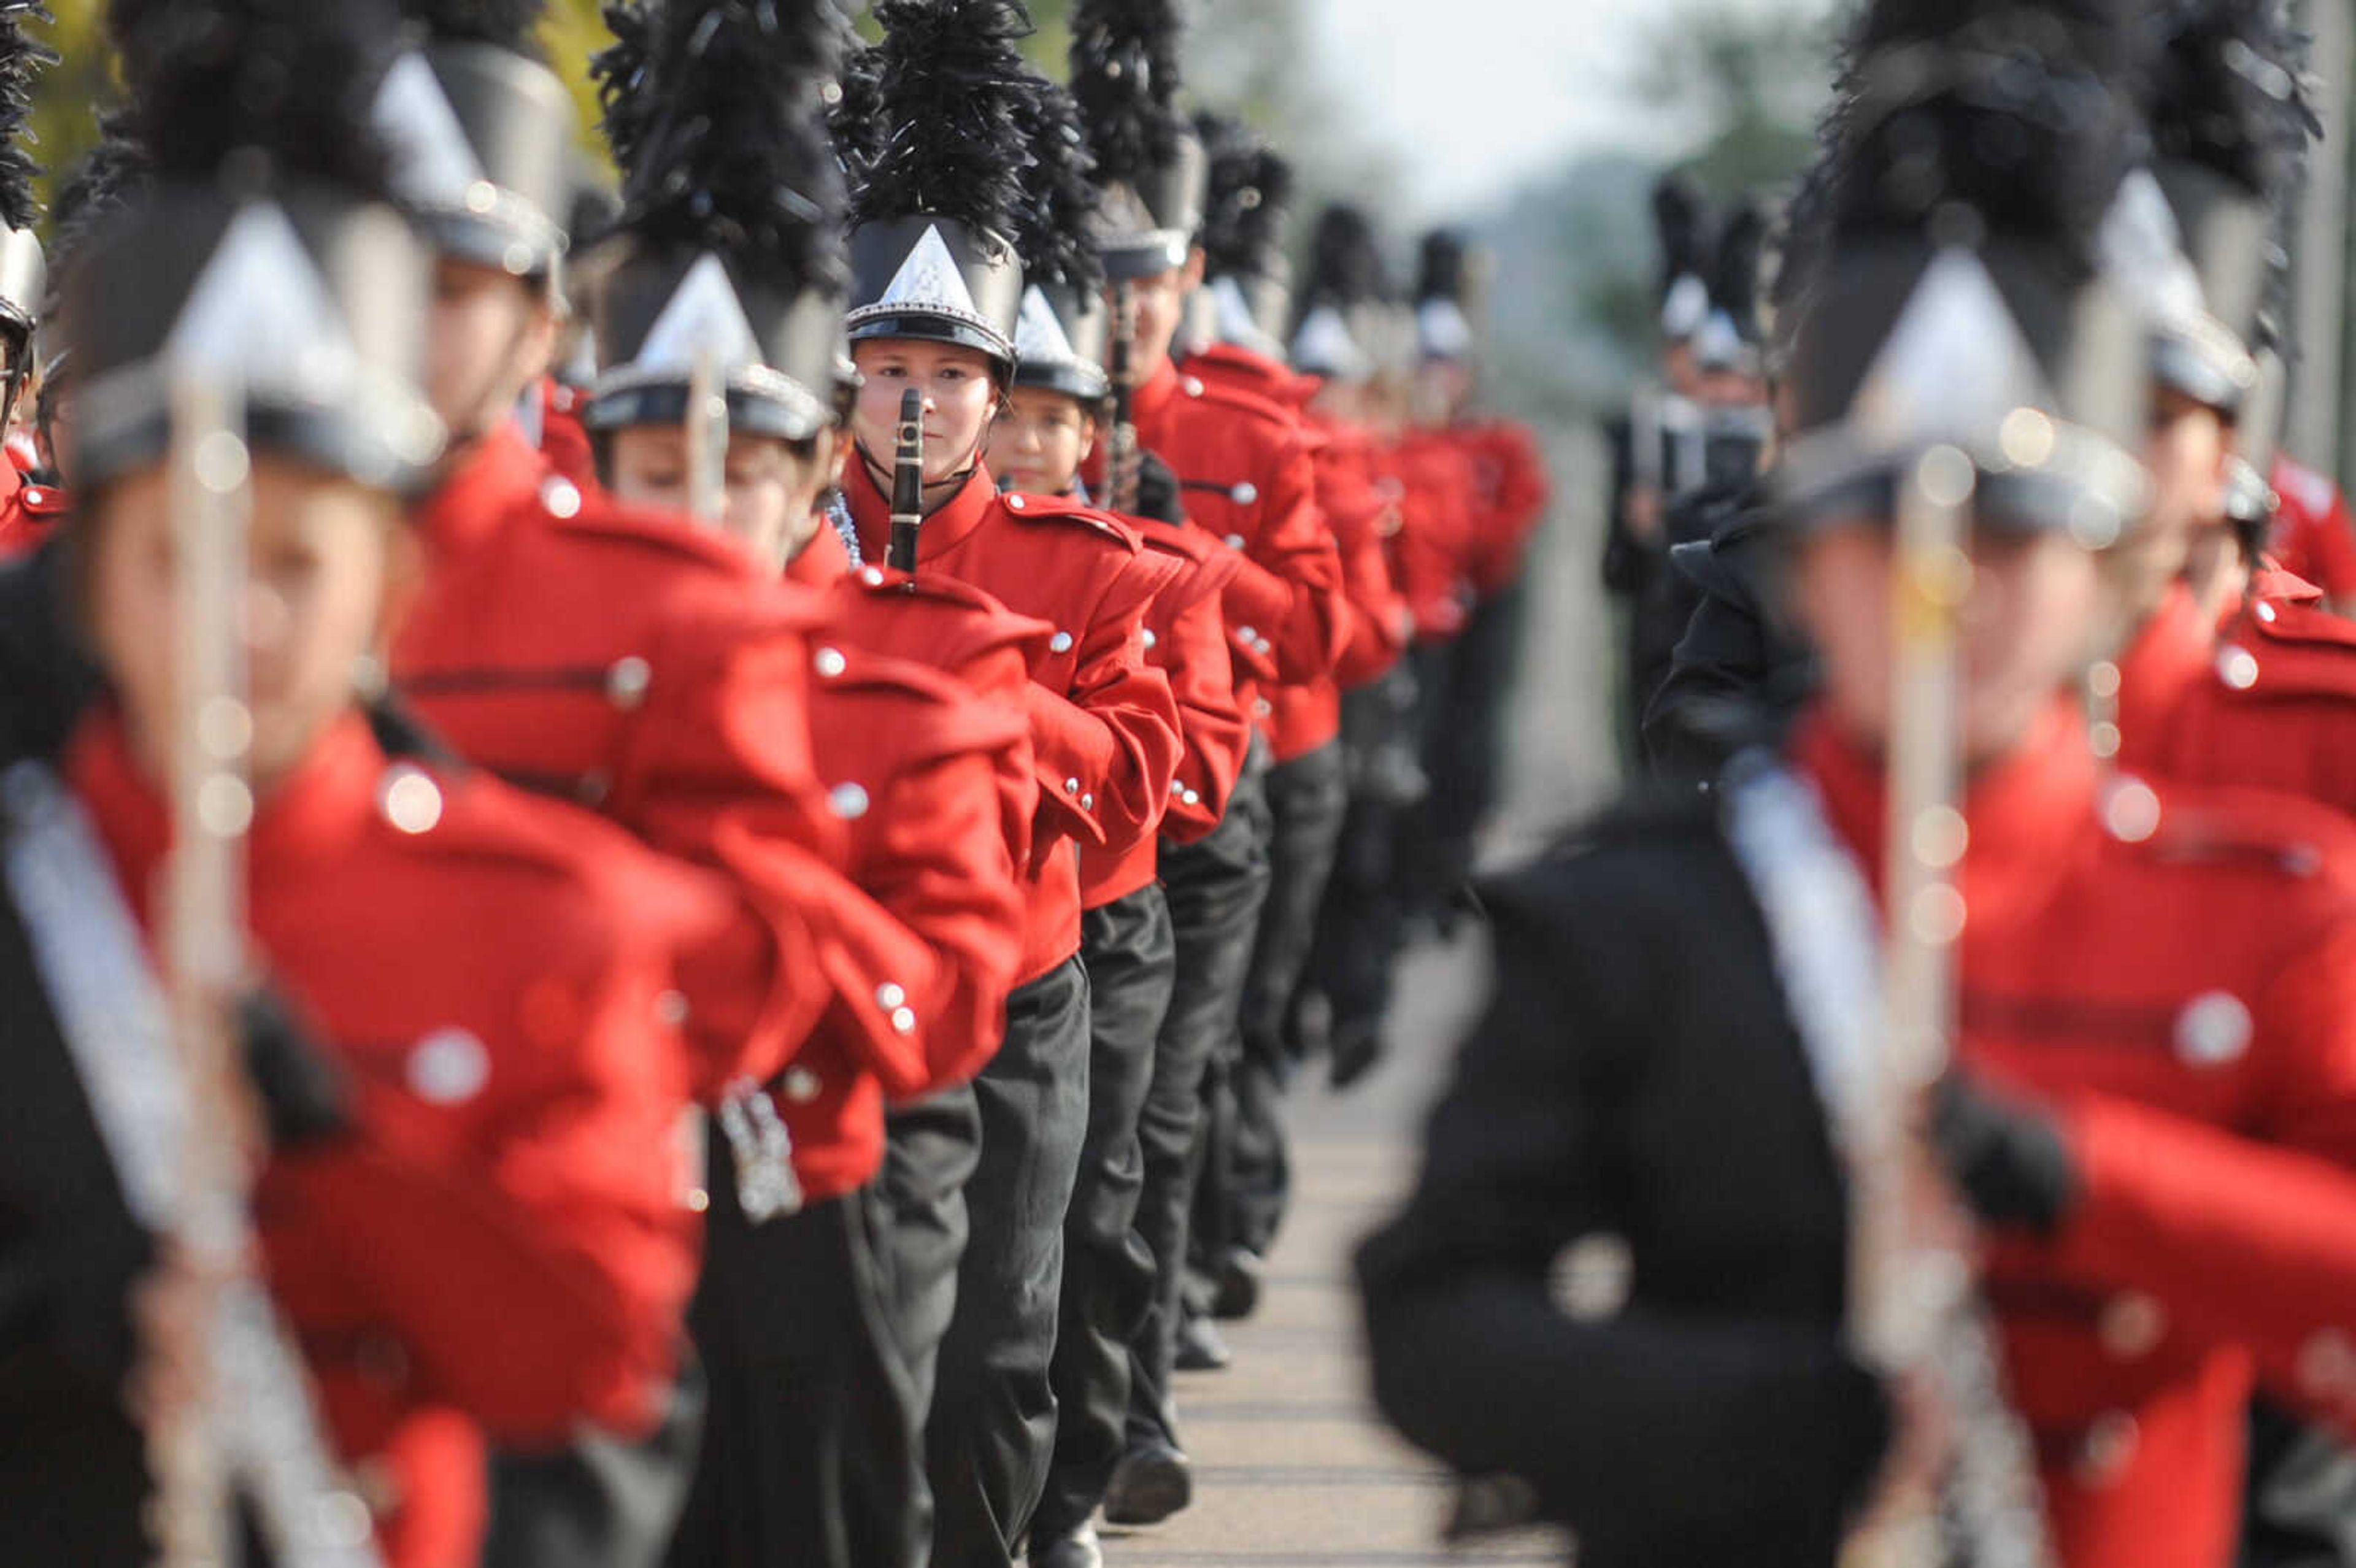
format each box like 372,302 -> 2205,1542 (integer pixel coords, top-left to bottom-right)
1844,444 -> 2052,1568
1108,280 -> 1141,516
888,387 -> 925,575
151,369 -> 385,1568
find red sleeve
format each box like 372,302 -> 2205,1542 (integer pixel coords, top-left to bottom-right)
1468,423 -> 1551,596
2030,917 -> 2356,1433
264,883 -> 705,1443
1153,563 -> 1254,842
608,588 -> 857,1094
1026,554 -> 1184,864
847,735 -> 1028,1090
1326,480 -> 1411,689
1247,429 -> 1350,686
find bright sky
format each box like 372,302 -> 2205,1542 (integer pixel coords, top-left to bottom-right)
1310,0 -> 1827,220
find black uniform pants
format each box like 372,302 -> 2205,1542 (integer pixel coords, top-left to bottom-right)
874,1085 -> 987,1568
483,1366 -> 704,1568
665,1171 -> 922,1568
1034,885 -> 1179,1541
926,957 -> 1092,1567
1124,767 -> 1271,1453
1217,739 -> 1348,1262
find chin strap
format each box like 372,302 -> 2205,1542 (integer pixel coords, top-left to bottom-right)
854,428 -> 987,515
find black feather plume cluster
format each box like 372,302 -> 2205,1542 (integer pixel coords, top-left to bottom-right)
596,0 -> 851,290
1299,202 -> 1388,315
1196,110 -> 1289,278
395,0 -> 547,53
1830,0 -> 2149,273
1711,199 -> 1768,337
109,0 -> 404,195
1009,75 -> 1103,294
1651,172 -> 1712,293
1417,229 -> 1465,306
0,4 -> 54,233
2147,0 -> 2317,201
41,112 -> 147,315
1069,0 -> 1187,185
842,0 -> 1040,243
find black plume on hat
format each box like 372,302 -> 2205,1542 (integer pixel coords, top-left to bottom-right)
1651,171 -> 1712,298
0,4 -> 53,235
1301,202 -> 1389,315
395,0 -> 546,53
111,0 -> 404,194
1832,0 -> 2146,274
2147,0 -> 2316,202
843,0 -> 1038,240
1417,228 -> 1466,306
1196,109 -> 1290,279
596,0 -> 850,291
1711,199 -> 1769,342
1010,75 -> 1103,296
1069,0 -> 1187,185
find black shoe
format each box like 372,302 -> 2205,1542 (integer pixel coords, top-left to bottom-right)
1209,1248 -> 1263,1320
1174,1313 -> 1232,1372
1103,1441 -> 1193,1528
1028,1526 -> 1102,1568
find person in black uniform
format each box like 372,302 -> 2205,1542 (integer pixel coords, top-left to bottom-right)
1357,0 -> 2162,1560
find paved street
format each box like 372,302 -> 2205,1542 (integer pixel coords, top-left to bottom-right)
1102,429 -> 1613,1568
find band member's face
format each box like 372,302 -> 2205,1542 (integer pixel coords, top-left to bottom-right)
427,259 -> 560,447
90,459 -> 409,791
607,425 -> 832,574
987,389 -> 1096,498
1794,522 -> 2102,769
1115,250 -> 1207,377
850,339 -> 1000,484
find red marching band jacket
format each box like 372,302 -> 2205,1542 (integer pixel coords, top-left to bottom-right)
1079,511 -> 1256,907
393,423 -> 937,1107
71,712 -> 714,1567
1802,703 -> 2356,1568
1112,359 -> 1347,739
841,460 -> 1183,983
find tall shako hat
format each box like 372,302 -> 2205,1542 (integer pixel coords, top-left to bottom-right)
1692,198 -> 1768,375
1071,0 -> 1206,280
1290,202 -> 1386,385
1195,109 -> 1292,357
1652,172 -> 1714,344
0,1 -> 52,424
377,0 -> 576,286
836,0 -> 1035,379
2141,0 -> 2314,416
1414,228 -> 1478,364
582,0 -> 851,445
1009,72 -> 1112,404
1776,0 -> 2154,540
66,0 -> 444,496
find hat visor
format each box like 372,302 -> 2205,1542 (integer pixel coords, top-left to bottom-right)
583,374 -> 833,445
1774,420 -> 2150,549
419,208 -> 563,283
2153,323 -> 2257,420
71,380 -> 447,501
1100,231 -> 1193,282
1013,359 -> 1112,405
846,312 -> 1016,377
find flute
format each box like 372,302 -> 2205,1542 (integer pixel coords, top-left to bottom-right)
1844,444 -> 2050,1568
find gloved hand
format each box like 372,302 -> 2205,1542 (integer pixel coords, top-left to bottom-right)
240,986 -> 353,1150
1930,1070 -> 2077,1234
1130,448 -> 1187,526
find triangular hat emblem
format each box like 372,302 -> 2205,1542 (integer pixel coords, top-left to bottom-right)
167,204 -> 360,401
1015,285 -> 1079,364
372,52 -> 488,210
1849,248 -> 2052,448
1211,276 -> 1259,340
879,225 -> 981,318
638,254 -> 766,375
